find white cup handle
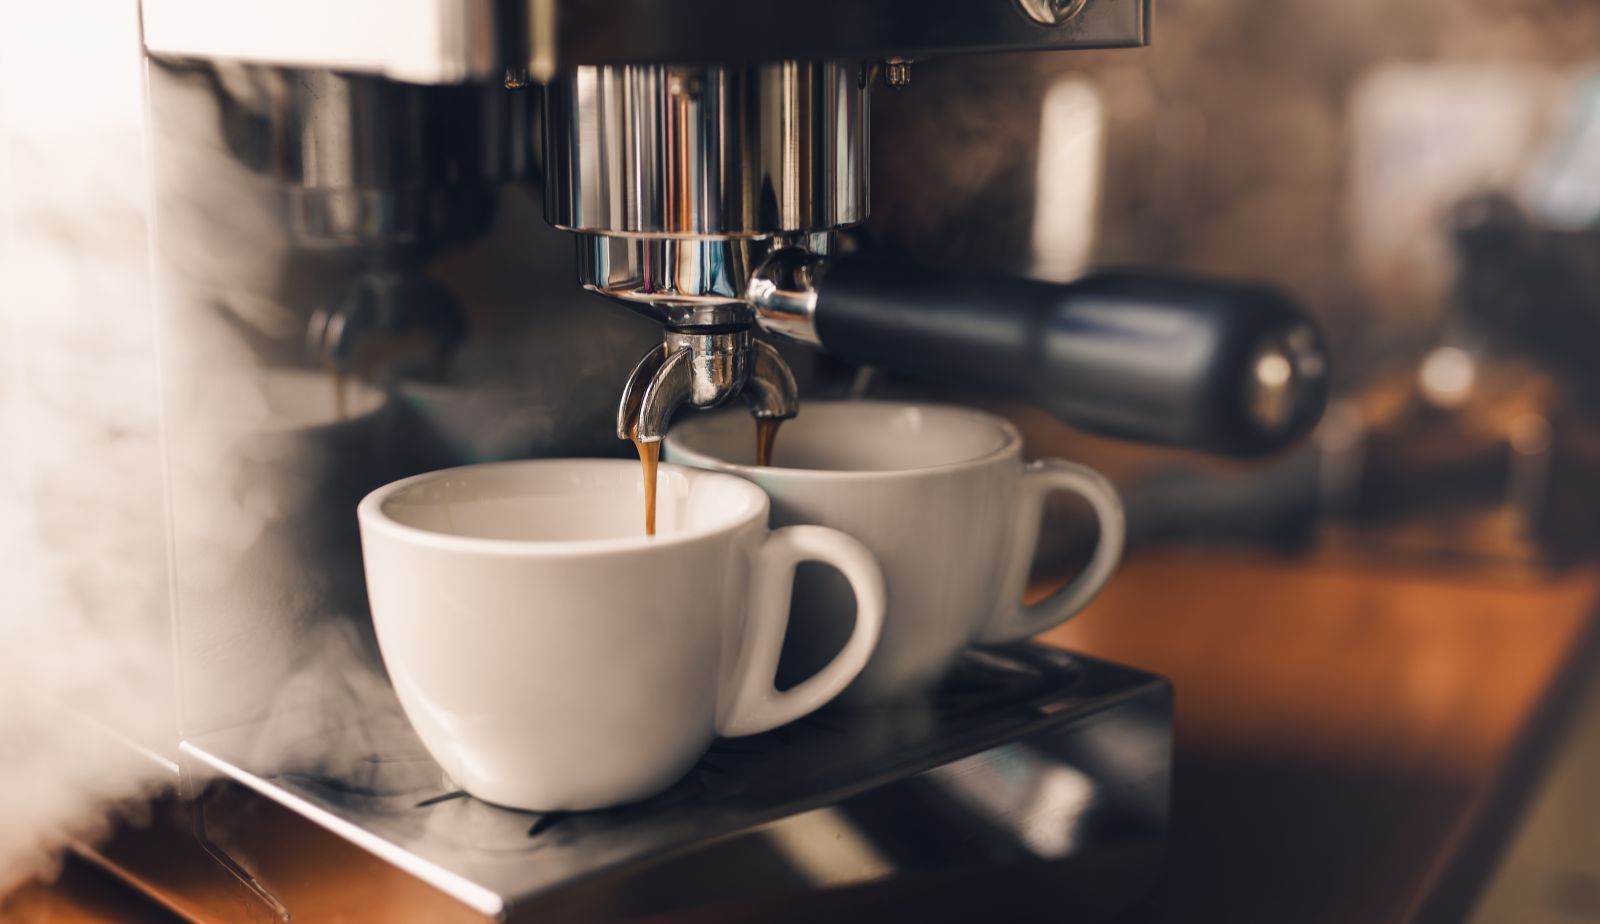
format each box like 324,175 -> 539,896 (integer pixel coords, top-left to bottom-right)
718,525 -> 886,737
978,459 -> 1125,645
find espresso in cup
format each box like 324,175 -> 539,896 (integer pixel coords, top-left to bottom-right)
665,401 -> 1125,703
357,459 -> 885,811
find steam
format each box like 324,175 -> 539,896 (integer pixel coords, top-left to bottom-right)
0,0 -> 186,891
245,619 -> 439,796
0,1 -> 543,891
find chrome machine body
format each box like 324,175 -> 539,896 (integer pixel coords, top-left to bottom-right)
546,60 -> 865,437
104,0 -> 1321,920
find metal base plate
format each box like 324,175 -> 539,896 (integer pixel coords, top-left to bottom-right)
182,645 -> 1171,921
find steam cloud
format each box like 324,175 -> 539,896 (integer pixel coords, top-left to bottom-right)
0,0 -> 187,891
0,2 -> 515,892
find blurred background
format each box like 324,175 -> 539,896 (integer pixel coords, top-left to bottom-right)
869,0 -> 1600,579
6,0 -> 1600,921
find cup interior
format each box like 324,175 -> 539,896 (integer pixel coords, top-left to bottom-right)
368,459 -> 764,545
666,402 -> 1018,472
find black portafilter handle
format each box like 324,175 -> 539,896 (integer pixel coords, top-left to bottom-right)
804,255 -> 1330,457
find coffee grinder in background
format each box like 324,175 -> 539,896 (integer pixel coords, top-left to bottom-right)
50,2 -> 1328,919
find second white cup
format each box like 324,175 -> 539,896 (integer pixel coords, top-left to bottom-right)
665,401 -> 1125,703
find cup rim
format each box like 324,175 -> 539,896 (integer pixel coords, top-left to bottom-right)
357,458 -> 769,557
664,400 -> 1024,481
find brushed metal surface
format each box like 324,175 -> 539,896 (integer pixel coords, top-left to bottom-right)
181,646 -> 1171,920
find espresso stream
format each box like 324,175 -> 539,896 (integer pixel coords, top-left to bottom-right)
755,418 -> 782,468
633,419 -> 783,537
630,427 -> 661,537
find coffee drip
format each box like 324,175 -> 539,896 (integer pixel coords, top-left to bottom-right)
633,419 -> 784,536
630,427 -> 661,536
756,418 -> 782,468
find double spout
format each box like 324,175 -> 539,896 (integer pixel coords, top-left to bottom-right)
611,245 -> 818,443
617,328 -> 799,443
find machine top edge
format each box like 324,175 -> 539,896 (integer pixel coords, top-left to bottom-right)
142,0 -> 1150,85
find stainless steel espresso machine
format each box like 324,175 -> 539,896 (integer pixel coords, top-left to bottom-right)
103,1 -> 1328,920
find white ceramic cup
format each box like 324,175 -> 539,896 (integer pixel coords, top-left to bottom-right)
356,459 -> 885,811
665,401 -> 1124,703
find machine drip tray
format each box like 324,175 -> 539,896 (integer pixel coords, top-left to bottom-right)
181,645 -> 1171,921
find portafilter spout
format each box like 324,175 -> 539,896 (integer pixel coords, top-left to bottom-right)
616,329 -> 798,443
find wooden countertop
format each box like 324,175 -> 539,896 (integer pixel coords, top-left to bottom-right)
1040,549 -> 1600,924
6,549 -> 1597,923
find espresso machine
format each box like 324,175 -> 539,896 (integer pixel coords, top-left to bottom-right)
82,1 -> 1326,919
